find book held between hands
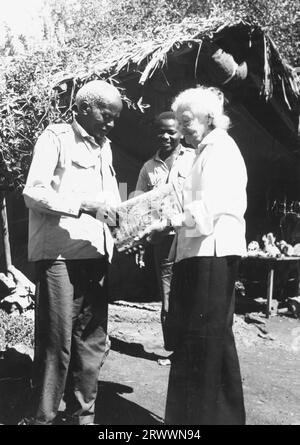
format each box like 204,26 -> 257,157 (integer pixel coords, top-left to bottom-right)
110,183 -> 182,252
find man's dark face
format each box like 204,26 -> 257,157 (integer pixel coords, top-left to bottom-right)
156,118 -> 181,155
80,99 -> 122,143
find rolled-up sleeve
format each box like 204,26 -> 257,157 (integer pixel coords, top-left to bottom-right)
23,129 -> 81,217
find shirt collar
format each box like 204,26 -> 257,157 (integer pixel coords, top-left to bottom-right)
195,128 -> 226,155
72,118 -> 107,150
154,144 -> 183,163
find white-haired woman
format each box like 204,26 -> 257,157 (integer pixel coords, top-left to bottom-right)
164,86 -> 247,425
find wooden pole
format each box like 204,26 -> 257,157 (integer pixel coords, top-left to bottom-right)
266,265 -> 274,318
0,191 -> 12,272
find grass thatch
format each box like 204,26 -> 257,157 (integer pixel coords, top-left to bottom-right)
55,17 -> 300,100
0,17 -> 299,191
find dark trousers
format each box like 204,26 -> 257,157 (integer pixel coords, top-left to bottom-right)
165,256 -> 246,425
153,235 -> 175,350
32,258 -> 108,425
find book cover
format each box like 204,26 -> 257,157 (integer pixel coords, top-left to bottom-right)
110,183 -> 182,252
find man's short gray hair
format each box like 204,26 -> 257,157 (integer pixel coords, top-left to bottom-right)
75,80 -> 121,108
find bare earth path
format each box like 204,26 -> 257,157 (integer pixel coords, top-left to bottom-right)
0,302 -> 300,425
95,302 -> 300,425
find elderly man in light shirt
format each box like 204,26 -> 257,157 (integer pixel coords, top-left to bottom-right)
21,80 -> 122,425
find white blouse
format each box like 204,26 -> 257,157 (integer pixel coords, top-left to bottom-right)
173,128 -> 248,262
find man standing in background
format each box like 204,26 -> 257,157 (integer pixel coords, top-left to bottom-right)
135,112 -> 195,360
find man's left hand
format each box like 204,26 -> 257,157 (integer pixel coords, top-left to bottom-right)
96,205 -> 118,226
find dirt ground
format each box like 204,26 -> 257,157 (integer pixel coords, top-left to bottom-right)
0,301 -> 300,425
96,301 -> 300,426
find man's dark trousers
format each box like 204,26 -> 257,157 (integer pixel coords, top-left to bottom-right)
32,258 -> 108,425
153,234 -> 175,350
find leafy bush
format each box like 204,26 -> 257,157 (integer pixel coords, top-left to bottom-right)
0,53 -> 64,191
0,309 -> 34,350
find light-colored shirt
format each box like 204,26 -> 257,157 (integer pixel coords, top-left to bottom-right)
135,144 -> 196,239
23,120 -> 121,262
174,128 -> 247,262
135,144 -> 196,193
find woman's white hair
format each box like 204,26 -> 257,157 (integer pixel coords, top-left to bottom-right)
172,86 -> 230,130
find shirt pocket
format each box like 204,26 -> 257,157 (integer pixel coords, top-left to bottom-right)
176,171 -> 189,190
70,139 -> 98,169
71,156 -> 97,170
147,172 -> 157,190
176,160 -> 195,189
69,155 -> 98,194
177,162 -> 193,179
149,170 -> 168,189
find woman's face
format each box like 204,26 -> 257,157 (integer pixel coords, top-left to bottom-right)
176,108 -> 210,148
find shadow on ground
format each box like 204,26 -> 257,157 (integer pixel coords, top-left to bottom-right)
110,337 -> 167,361
0,348 -> 32,424
0,346 -> 165,425
0,378 -> 164,425
95,381 -> 163,425
0,377 -> 32,424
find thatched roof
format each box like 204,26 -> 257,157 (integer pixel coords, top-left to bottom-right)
53,18 -> 300,168
51,18 -> 300,280
1,18 -> 299,192
54,18 -> 300,111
